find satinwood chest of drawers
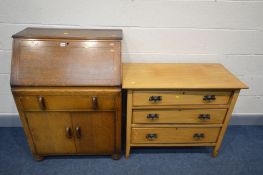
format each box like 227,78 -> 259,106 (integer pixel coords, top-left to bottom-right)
122,63 -> 248,158
11,28 -> 122,160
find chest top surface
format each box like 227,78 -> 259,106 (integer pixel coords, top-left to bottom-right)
122,63 -> 248,89
12,27 -> 122,40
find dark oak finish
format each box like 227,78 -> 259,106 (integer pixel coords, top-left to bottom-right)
11,40 -> 121,86
12,27 -> 122,40
13,89 -> 122,159
11,28 -> 122,160
71,112 -> 115,154
25,112 -> 76,154
20,95 -> 116,111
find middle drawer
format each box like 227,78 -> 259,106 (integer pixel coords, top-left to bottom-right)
133,109 -> 227,124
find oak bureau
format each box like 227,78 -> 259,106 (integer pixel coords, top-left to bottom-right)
122,63 -> 248,159
11,28 -> 122,160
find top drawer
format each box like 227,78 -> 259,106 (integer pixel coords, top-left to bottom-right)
11,40 -> 121,86
133,91 -> 232,106
20,95 -> 116,111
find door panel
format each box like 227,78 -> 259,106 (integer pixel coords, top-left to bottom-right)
71,112 -> 115,154
26,112 -> 76,154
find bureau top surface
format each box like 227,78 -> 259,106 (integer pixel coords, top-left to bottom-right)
122,63 -> 248,89
12,28 -> 122,40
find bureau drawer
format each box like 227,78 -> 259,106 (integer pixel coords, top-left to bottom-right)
131,127 -> 220,144
20,95 -> 115,111
133,109 -> 227,124
133,91 -> 231,106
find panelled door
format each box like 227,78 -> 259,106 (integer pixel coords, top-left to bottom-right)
71,112 -> 115,154
25,112 -> 76,154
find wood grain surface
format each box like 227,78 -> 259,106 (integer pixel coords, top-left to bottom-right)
122,63 -> 248,89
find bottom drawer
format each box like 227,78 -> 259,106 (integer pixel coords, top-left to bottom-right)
131,127 -> 220,144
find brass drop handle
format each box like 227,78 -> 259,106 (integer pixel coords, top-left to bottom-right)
146,133 -> 158,141
76,126 -> 81,139
149,96 -> 162,102
65,127 -> 72,139
198,114 -> 211,121
193,133 -> 205,140
38,96 -> 46,110
92,96 -> 98,110
147,114 -> 159,120
203,95 -> 216,101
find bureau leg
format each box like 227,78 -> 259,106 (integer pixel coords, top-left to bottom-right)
112,154 -> 121,160
33,154 -> 44,161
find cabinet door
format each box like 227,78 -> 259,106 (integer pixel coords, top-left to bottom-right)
71,112 -> 115,154
25,112 -> 76,154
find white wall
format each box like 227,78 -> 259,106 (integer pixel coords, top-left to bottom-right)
0,0 -> 263,125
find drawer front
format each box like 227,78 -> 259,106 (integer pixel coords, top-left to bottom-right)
133,109 -> 227,124
20,95 -> 115,111
131,127 -> 220,144
133,91 -> 231,106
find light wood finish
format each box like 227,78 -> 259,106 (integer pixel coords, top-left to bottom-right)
131,124 -> 223,128
122,63 -> 248,89
130,143 -> 216,147
131,127 -> 220,143
11,28 -> 122,160
133,91 -> 231,106
26,112 -> 76,154
123,63 -> 247,158
212,90 -> 240,157
132,104 -> 229,109
125,90 -> 133,159
133,109 -> 227,124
